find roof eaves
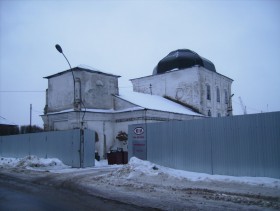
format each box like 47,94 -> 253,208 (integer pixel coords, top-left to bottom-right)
146,108 -> 205,117
113,94 -> 145,109
44,66 -> 121,79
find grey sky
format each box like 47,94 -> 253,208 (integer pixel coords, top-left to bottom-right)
0,0 -> 280,126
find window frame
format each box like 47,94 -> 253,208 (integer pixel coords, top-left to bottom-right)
206,84 -> 211,101
225,90 -> 228,104
216,87 -> 220,103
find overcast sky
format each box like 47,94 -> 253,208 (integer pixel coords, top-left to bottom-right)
0,0 -> 280,127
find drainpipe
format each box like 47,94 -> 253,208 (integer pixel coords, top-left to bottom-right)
80,129 -> 85,168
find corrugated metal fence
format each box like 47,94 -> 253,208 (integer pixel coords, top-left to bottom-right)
130,112 -> 280,179
0,129 -> 95,168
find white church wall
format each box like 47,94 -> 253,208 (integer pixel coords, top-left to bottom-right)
47,70 -> 119,113
86,119 -> 114,158
48,72 -> 74,112
53,120 -> 69,130
165,68 -> 200,109
81,71 -> 119,109
199,68 -> 233,117
131,74 -> 166,95
131,66 -> 233,117
131,67 -> 201,111
132,68 -> 197,96
43,107 -> 204,159
114,96 -> 138,110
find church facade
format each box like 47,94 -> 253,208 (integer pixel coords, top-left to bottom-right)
41,49 -> 233,158
131,49 -> 233,117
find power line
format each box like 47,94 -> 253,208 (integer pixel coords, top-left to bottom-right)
232,99 -> 263,113
0,91 -> 45,93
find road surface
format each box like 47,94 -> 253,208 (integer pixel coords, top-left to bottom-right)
0,172 -> 157,211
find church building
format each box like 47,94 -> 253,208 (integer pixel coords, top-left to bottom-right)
131,49 -> 233,117
41,49 -> 233,158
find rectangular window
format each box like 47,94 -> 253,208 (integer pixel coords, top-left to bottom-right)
225,90 -> 228,104
75,78 -> 81,103
207,85 -> 211,100
216,87 -> 220,102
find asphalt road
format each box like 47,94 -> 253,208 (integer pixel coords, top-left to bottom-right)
0,173 -> 157,211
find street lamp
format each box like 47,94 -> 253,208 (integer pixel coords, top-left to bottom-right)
55,44 -> 86,167
55,44 -> 75,90
55,44 -> 81,124
55,44 -> 87,127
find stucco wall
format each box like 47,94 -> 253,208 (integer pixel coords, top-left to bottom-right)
47,70 -> 119,112
131,67 -> 233,117
81,71 -> 119,109
48,72 -> 74,112
199,68 -> 232,117
42,107 -> 202,158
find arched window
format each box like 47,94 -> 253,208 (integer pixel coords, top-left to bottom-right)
95,132 -> 99,142
225,90 -> 228,104
206,84 -> 211,100
216,87 -> 220,102
74,78 -> 81,103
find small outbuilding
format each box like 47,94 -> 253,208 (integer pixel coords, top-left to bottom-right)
0,116 -> 19,136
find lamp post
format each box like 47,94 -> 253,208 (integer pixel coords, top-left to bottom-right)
55,44 -> 76,103
55,44 -> 81,126
55,44 -> 85,167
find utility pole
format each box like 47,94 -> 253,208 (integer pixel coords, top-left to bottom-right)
30,104 -> 32,131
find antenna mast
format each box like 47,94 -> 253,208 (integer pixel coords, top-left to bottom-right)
239,97 -> 247,115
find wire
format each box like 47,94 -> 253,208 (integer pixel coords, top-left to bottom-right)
0,91 -> 45,93
232,99 -> 263,113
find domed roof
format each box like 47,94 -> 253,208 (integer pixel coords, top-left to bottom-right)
153,49 -> 216,74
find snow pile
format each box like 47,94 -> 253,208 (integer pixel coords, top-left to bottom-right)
94,159 -> 109,167
110,157 -> 280,189
110,157 -> 160,178
0,156 -> 69,170
0,157 -> 20,167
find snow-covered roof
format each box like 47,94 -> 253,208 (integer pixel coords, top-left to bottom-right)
44,64 -> 120,79
116,91 -> 203,116
45,107 -> 145,115
0,116 -> 16,125
45,91 -> 203,116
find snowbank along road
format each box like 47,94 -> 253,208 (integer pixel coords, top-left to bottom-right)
0,156 -> 280,210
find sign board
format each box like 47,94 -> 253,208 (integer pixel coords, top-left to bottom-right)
128,124 -> 147,160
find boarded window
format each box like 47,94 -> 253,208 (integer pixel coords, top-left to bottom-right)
216,87 -> 220,102
206,84 -> 211,100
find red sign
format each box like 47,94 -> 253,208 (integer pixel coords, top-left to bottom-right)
134,127 -> 144,135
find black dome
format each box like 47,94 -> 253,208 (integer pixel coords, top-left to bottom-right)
154,49 -> 216,74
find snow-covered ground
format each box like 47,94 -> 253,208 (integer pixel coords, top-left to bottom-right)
0,155 -> 69,170
1,156 -> 279,189
1,156 -> 280,210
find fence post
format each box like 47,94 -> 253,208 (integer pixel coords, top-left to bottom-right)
80,129 -> 85,168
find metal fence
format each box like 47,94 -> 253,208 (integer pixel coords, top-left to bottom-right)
0,129 -> 95,168
129,112 -> 280,179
